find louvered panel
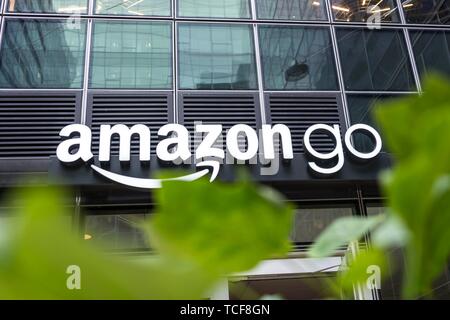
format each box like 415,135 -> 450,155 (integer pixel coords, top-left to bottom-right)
267,94 -> 343,153
180,94 -> 260,152
89,93 -> 172,155
0,93 -> 80,158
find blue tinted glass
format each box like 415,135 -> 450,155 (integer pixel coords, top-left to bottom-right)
178,24 -> 257,90
90,21 -> 172,89
7,0 -> 88,13
337,29 -> 416,91
410,30 -> 450,79
178,0 -> 251,18
259,26 -> 338,90
0,19 -> 86,88
256,0 -> 327,20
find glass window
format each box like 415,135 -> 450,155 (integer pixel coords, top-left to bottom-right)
347,94 -> 394,153
291,207 -> 354,243
95,0 -> 171,16
403,0 -> 450,24
0,19 -> 86,89
178,23 -> 257,90
7,0 -> 88,13
259,26 -> 338,90
85,214 -> 150,250
410,30 -> 450,79
230,275 -> 339,299
366,205 -> 386,216
90,21 -> 172,89
331,0 -> 400,23
256,0 -> 327,21
178,0 -> 251,18
336,28 -> 416,91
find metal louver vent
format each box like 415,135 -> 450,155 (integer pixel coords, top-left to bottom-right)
179,93 -> 261,152
0,92 -> 80,158
266,94 -> 344,153
88,92 -> 172,155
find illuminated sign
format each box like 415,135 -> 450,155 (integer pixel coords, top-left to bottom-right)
56,123 -> 382,189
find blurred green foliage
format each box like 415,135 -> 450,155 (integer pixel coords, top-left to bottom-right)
0,186 -> 211,299
376,75 -> 450,299
0,176 -> 294,299
1,75 -> 449,300
148,177 -> 293,277
308,74 -> 450,299
308,215 -> 384,258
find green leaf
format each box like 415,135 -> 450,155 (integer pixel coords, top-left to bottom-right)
148,176 -> 294,276
308,215 -> 385,258
371,213 -> 410,249
337,248 -> 387,297
0,185 -> 212,299
374,74 -> 450,299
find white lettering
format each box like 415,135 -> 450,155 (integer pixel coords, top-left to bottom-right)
57,124 -> 93,164
156,124 -> 191,162
195,124 -> 224,160
303,124 -> 344,175
345,124 -> 382,159
226,124 -> 258,161
262,124 -> 293,160
99,124 -> 151,162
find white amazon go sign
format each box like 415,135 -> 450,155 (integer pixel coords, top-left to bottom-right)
56,123 -> 382,189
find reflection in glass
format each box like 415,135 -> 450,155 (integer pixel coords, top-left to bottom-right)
256,0 -> 327,20
366,205 -> 386,216
336,29 -> 416,91
230,276 -> 340,300
7,0 -> 87,13
403,0 -> 450,24
178,0 -> 251,18
90,21 -> 172,89
291,207 -> 354,243
259,26 -> 338,90
331,0 -> 399,22
347,94 -> 393,153
85,214 -> 150,250
0,19 -> 86,88
410,30 -> 450,79
178,24 -> 257,90
95,0 -> 171,16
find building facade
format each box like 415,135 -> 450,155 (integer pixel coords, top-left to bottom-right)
0,0 -> 449,299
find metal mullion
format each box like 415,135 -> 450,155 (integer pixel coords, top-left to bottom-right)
81,1 -> 94,125
404,23 -> 450,30
0,88 -> 82,91
173,11 -> 178,124
345,90 -> 416,94
325,0 -> 351,129
87,89 -> 174,93
0,12 -> 6,52
0,0 -> 8,81
251,0 -> 269,125
250,0 -> 257,20
178,89 -> 259,93
264,90 -> 341,93
251,26 -> 267,124
396,0 -> 422,93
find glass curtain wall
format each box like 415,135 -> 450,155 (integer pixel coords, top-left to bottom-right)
1,0 -> 449,259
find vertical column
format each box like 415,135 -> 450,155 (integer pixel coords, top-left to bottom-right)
325,0 -> 352,129
173,0 -> 178,123
81,0 -> 94,125
0,0 -> 7,52
76,0 -> 95,238
250,0 -> 267,125
395,0 -> 422,93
